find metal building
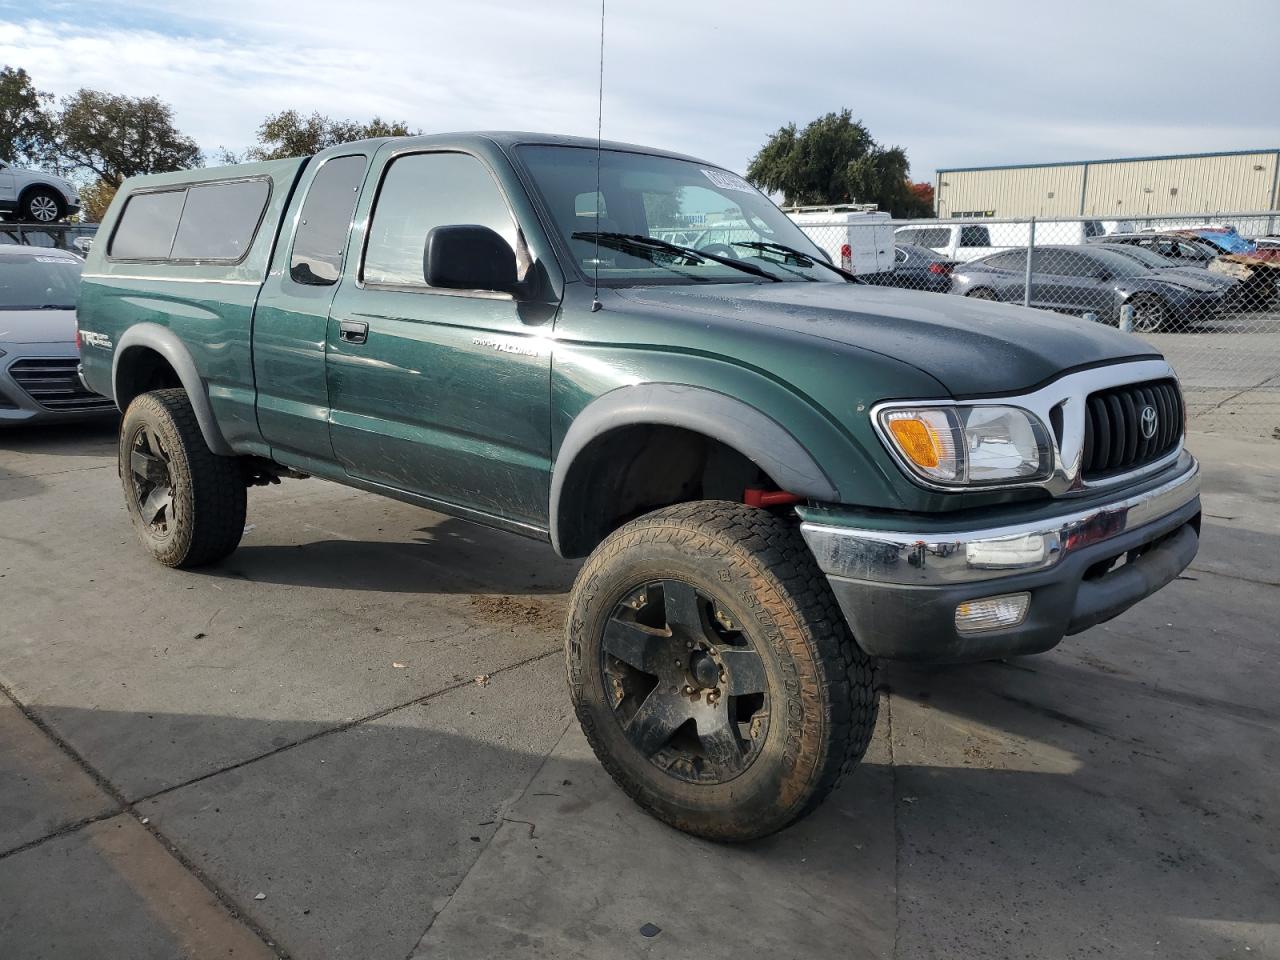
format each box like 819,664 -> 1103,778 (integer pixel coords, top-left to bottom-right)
935,149 -> 1280,219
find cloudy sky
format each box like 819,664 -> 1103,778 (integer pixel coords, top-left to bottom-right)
3,0 -> 1275,180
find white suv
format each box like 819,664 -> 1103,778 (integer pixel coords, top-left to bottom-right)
0,160 -> 81,223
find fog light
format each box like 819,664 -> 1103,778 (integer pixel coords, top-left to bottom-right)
955,592 -> 1030,634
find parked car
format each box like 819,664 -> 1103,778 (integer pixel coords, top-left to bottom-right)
893,222 -> 996,262
1150,230 -> 1280,307
78,133 -> 1200,841
1098,231 -> 1220,265
1174,227 -> 1266,258
952,245 -> 1225,331
896,219 -> 1106,263
862,243 -> 957,293
1090,241 -> 1245,306
0,160 -> 82,223
0,245 -> 114,424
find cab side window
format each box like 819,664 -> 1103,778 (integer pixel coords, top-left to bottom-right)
291,155 -> 366,285
363,152 -> 517,288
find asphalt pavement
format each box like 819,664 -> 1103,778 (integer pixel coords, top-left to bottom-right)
1,421 -> 1277,959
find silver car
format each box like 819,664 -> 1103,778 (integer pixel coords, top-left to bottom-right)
0,245 -> 115,425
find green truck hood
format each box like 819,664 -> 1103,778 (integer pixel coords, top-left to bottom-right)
614,282 -> 1161,397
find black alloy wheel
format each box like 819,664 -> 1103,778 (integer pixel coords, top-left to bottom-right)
128,423 -> 177,540
601,579 -> 769,784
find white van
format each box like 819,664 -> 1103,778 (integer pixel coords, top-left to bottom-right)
787,206 -> 895,276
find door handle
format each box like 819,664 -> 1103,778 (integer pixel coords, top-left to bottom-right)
338,319 -> 369,345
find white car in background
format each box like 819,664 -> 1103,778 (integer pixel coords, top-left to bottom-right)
895,219 -> 1108,262
0,160 -> 82,223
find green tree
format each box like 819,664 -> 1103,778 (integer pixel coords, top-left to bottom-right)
746,110 -> 924,217
0,66 -> 56,167
57,89 -> 201,185
79,179 -> 118,222
247,110 -> 417,161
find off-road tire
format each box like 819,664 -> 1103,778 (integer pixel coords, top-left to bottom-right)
566,501 -> 879,841
119,389 -> 246,568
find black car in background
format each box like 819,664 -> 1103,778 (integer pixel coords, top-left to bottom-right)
951,245 -> 1225,332
1091,241 -> 1243,301
863,243 -> 957,293
1097,231 -> 1220,265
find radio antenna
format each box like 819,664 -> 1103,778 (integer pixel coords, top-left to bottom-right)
591,0 -> 605,312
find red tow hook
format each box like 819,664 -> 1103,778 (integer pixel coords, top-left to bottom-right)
743,488 -> 804,508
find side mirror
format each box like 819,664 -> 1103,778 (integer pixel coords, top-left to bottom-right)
423,225 -> 517,293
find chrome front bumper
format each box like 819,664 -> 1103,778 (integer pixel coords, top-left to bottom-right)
799,455 -> 1201,662
801,456 -> 1199,586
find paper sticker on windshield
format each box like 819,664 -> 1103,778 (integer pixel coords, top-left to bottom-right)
701,169 -> 756,194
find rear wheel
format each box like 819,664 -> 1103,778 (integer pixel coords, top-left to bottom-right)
566,501 -> 879,841
20,188 -> 63,223
119,389 -> 246,568
965,287 -> 998,301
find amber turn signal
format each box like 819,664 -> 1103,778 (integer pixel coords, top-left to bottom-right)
887,416 -> 943,469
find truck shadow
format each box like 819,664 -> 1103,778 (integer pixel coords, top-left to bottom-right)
214,517 -> 581,596
0,418 -> 119,457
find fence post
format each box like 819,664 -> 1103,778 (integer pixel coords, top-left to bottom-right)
1022,216 -> 1036,308
1119,303 -> 1134,333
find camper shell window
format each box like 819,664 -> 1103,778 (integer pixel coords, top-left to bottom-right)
108,189 -> 186,261
109,178 -> 271,263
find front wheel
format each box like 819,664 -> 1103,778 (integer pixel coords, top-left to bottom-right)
1127,293 -> 1167,333
119,389 -> 247,568
965,287 -> 998,301
566,501 -> 879,841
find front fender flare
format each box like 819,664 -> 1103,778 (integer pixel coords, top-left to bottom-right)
549,382 -> 837,555
112,323 -> 235,456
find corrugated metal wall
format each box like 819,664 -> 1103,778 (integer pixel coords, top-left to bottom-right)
935,151 -> 1279,219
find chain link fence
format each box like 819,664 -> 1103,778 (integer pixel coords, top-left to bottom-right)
793,210 -> 1280,439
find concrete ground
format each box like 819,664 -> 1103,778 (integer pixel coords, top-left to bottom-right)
1,421 -> 1277,960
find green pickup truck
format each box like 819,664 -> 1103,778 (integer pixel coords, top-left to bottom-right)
77,133 -> 1201,841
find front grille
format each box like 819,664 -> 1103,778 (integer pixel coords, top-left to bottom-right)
8,358 -> 115,412
1081,378 -> 1183,480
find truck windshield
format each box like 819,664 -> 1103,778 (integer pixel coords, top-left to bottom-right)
0,255 -> 82,310
518,145 -> 840,285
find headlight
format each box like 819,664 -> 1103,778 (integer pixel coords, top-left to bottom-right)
877,404 -> 1052,486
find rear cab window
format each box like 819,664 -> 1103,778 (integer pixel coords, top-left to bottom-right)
290,155 -> 367,285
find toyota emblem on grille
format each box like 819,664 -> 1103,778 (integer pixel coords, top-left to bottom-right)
1140,405 -> 1158,440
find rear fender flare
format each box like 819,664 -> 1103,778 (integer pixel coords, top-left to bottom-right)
112,323 -> 234,456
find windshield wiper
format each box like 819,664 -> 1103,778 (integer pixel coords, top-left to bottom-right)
732,240 -> 864,283
573,232 -> 781,283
